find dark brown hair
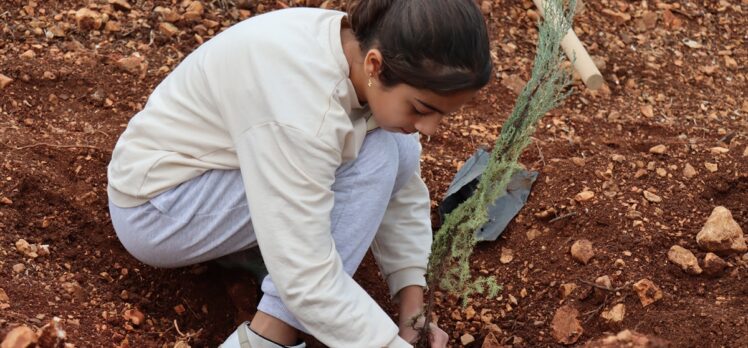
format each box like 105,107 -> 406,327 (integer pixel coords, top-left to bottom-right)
347,0 -> 492,94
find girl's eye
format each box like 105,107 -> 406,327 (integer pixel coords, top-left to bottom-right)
413,106 -> 430,116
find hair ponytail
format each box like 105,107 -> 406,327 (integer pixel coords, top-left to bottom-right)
346,0 -> 492,94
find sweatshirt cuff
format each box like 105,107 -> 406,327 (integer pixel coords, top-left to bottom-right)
387,267 -> 427,300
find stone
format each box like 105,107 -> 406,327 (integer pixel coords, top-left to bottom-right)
648,145 -> 667,154
183,1 -> 205,21
583,330 -> 670,347
601,303 -> 625,323
460,333 -> 475,345
19,50 -> 35,60
481,332 -> 501,348
551,305 -> 583,345
683,163 -> 697,179
559,283 -> 577,299
12,263 -> 26,273
526,228 -> 542,241
640,105 -> 654,118
0,326 -> 37,348
667,245 -> 702,275
571,239 -> 595,264
159,22 -> 180,37
643,191 -> 662,203
744,146 -> 748,157
0,74 -> 13,89
575,190 -> 595,202
123,309 -> 145,326
108,0 -> 131,11
710,147 -> 729,155
633,279 -> 662,307
704,162 -> 718,172
61,282 -> 85,300
500,247 -> 513,264
116,55 -> 148,78
702,253 -> 726,276
696,206 -> 747,254
75,8 -> 103,31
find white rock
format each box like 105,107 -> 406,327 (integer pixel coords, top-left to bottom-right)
570,239 -> 594,264
667,245 -> 702,275
601,303 -> 626,322
683,163 -> 697,179
649,144 -> 667,154
697,206 -> 746,254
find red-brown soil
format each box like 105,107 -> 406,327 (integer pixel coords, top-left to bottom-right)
1,0 -> 746,347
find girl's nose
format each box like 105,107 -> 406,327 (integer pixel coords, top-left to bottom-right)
414,115 -> 442,136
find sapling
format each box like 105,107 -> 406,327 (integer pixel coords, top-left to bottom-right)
415,0 -> 577,345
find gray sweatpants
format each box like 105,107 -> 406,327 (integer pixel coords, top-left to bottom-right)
108,129 -> 421,332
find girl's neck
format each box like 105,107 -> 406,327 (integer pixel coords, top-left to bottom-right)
340,20 -> 369,106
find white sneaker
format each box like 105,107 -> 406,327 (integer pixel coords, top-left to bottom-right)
219,321 -> 306,348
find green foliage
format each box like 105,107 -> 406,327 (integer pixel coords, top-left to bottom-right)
425,0 -> 577,306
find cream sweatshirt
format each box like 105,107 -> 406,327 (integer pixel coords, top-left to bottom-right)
107,8 -> 432,348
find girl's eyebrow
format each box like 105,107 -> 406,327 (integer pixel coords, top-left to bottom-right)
415,98 -> 445,115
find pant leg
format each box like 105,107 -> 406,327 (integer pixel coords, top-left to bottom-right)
108,129 -> 421,329
256,130 -> 421,332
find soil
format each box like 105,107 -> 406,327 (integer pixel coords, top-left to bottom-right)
1,0 -> 746,347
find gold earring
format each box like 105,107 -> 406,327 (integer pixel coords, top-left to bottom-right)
368,78 -> 372,87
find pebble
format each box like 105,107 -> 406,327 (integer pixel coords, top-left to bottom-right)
0,74 -> 13,89
633,279 -> 663,307
13,263 -> 26,273
0,326 -> 36,348
570,239 -> 595,264
123,308 -> 145,326
575,190 -> 595,202
683,163 -> 697,179
649,144 -> 667,154
116,55 -> 148,78
551,305 -> 583,344
667,245 -> 702,275
500,247 -> 514,264
643,190 -> 662,203
460,333 -> 475,345
743,146 -> 748,157
640,104 -> 654,118
526,228 -> 542,241
109,0 -> 132,11
19,50 -> 36,60
75,8 -> 103,31
601,303 -> 626,323
702,253 -> 726,276
559,283 -> 577,299
696,206 -> 747,254
159,22 -> 180,37
710,147 -> 729,155
704,162 -> 718,172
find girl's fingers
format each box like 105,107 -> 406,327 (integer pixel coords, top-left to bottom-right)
428,325 -> 449,348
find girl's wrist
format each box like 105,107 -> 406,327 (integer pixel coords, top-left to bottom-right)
396,285 -> 425,327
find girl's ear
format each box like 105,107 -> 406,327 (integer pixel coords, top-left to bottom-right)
363,48 -> 383,78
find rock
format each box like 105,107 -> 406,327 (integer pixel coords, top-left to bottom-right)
633,279 -> 663,307
481,332 -> 501,348
551,305 -> 584,345
480,1 -> 492,15
667,245 -> 702,275
108,0 -> 131,11
0,74 -> 13,89
575,190 -> 595,202
1,197 -> 12,205
116,55 -> 148,78
123,309 -> 145,326
104,21 -> 122,32
559,283 -> 577,299
500,247 -> 513,264
571,239 -> 595,264
648,145 -> 667,154
526,228 -> 542,241
710,147 -> 729,155
159,22 -> 180,37
183,1 -> 205,21
641,11 -> 658,29
14,239 -> 48,258
501,74 -> 526,95
663,10 -> 683,30
744,146 -> 748,157
154,6 -> 182,22
19,50 -> 35,60
683,163 -> 697,179
642,191 -> 662,203
704,162 -> 718,172
702,253 -> 726,276
640,105 -> 654,118
0,326 -> 37,348
75,8 -> 103,31
37,317 -> 66,348
601,303 -> 625,323
0,288 -> 8,303
460,333 -> 475,345
583,330 -> 670,347
696,206 -> 747,254
61,282 -> 85,300
12,263 -> 26,273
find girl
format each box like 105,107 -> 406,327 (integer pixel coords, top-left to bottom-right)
107,0 -> 491,346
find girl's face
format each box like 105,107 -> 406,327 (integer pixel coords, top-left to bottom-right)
367,83 -> 476,136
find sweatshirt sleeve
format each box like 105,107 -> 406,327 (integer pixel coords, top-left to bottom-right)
371,167 -> 433,299
234,123 -> 412,348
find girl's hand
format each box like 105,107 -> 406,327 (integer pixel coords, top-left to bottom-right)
399,319 -> 449,348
